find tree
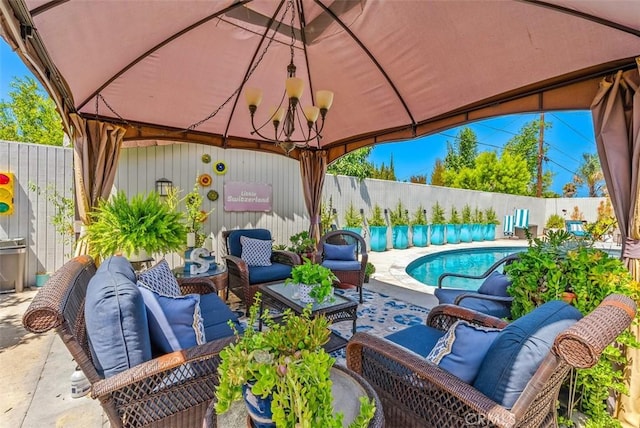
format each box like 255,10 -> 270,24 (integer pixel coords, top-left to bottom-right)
327,147 -> 374,180
0,76 -> 64,145
409,175 -> 427,184
573,152 -> 604,197
503,119 -> 551,195
444,151 -> 531,195
444,127 -> 478,172
562,182 -> 577,198
430,159 -> 446,186
371,154 -> 397,180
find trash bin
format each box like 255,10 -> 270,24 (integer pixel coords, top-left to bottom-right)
0,238 -> 26,293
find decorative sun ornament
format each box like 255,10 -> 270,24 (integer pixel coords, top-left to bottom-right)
198,173 -> 212,187
214,161 -> 227,175
207,190 -> 219,201
201,154 -> 211,164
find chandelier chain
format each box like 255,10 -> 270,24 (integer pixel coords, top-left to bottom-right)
187,1 -> 294,132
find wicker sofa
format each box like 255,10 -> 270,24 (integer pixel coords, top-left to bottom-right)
346,295 -> 636,428
22,255 -> 234,428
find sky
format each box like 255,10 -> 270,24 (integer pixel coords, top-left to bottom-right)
1,40 -> 596,196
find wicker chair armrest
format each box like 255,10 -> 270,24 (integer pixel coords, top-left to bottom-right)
177,277 -> 217,295
225,254 -> 249,277
437,253 -> 519,288
453,293 -> 514,305
272,250 -> 301,266
554,294 -> 636,368
347,333 -> 516,427
92,336 -> 235,397
427,304 -> 508,331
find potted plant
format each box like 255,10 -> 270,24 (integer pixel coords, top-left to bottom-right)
320,197 -> 338,236
545,213 -> 565,234
460,204 -> 473,243
215,297 -> 376,427
411,205 -> 429,247
285,258 -> 338,303
368,204 -> 387,252
364,262 -> 376,283
287,231 -> 317,259
484,207 -> 499,241
86,190 -> 187,261
446,207 -> 461,244
504,231 -> 639,426
389,200 -> 410,249
471,207 -> 485,242
176,183 -> 213,248
344,202 -> 364,236
430,202 -> 446,245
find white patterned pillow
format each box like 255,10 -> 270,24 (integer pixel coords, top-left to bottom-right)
240,236 -> 272,267
138,259 -> 181,296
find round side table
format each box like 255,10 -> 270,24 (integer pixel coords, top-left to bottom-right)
173,263 -> 229,300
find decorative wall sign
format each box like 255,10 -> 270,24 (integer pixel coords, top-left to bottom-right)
224,182 -> 272,212
214,161 -> 227,175
207,190 -> 219,201
198,173 -> 212,187
201,154 -> 211,164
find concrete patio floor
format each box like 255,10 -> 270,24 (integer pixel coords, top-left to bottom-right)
0,239 -> 534,427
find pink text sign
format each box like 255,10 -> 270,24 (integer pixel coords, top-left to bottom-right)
224,182 -> 272,212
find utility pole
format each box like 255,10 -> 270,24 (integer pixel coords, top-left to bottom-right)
536,112 -> 544,197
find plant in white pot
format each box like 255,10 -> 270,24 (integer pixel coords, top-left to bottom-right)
285,258 -> 338,303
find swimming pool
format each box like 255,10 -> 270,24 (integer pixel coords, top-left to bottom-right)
406,246 -> 527,290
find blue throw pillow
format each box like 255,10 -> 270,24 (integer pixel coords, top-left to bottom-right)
228,229 -> 272,257
477,271 -> 511,297
240,236 -> 273,266
85,256 -> 152,378
473,300 -> 582,409
138,259 -> 181,297
425,320 -> 501,383
138,284 -> 206,355
324,243 -> 356,261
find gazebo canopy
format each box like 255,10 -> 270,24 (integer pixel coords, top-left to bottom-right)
1,0 -> 639,162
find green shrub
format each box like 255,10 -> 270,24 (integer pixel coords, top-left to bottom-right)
389,200 -> 409,226
545,213 -> 565,229
430,202 -> 446,225
368,204 -> 386,227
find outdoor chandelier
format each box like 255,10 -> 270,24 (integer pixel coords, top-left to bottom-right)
244,0 -> 333,155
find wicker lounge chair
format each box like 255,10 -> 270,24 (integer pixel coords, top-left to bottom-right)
22,255 -> 233,428
346,294 -> 636,428
222,229 -> 301,307
316,229 -> 368,303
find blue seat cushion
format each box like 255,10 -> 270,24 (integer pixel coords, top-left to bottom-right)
85,256 -> 152,378
426,320 -> 501,383
477,271 -> 511,297
435,288 -> 511,319
473,300 -> 582,409
321,260 -> 361,271
138,285 -> 206,355
385,324 -> 446,357
323,243 -> 357,261
199,292 -> 243,341
228,229 -> 272,257
248,262 -> 293,284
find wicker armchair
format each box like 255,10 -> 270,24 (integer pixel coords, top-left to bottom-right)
22,255 -> 233,428
346,295 -> 636,428
222,229 -> 300,307
316,229 -> 368,303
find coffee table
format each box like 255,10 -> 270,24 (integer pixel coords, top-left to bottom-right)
257,282 -> 358,353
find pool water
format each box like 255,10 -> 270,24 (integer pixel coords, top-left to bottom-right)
406,247 -> 527,290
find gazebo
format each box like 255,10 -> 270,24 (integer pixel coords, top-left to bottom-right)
1,1 -> 639,425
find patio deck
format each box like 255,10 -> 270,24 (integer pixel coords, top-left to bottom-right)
0,239 -> 535,427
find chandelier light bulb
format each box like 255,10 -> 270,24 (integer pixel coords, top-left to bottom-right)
303,106 -> 320,123
244,87 -> 263,108
285,77 -> 304,99
316,90 -> 334,110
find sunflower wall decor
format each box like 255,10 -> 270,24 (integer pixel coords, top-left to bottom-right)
201,154 -> 211,164
207,190 -> 219,201
198,173 -> 212,187
214,161 -> 227,175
